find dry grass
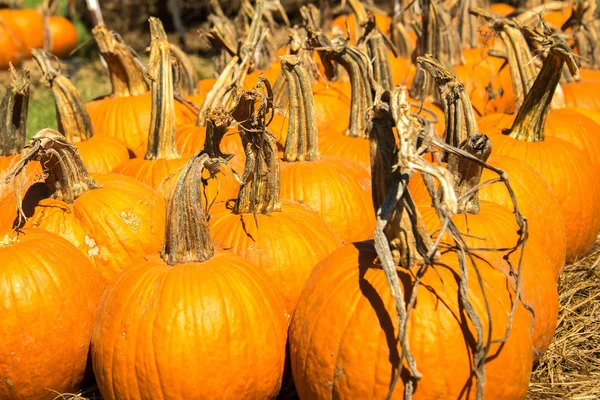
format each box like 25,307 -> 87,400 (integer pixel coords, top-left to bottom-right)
528,243 -> 600,400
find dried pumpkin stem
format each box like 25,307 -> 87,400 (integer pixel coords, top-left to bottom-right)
456,0 -> 490,50
0,65 -> 29,157
8,129 -> 97,210
93,24 -> 149,98
204,108 -> 234,160
509,32 -> 578,142
410,0 -> 464,102
32,49 -> 94,143
365,23 -> 394,91
170,43 -> 198,96
390,16 -> 414,59
281,56 -> 320,162
162,152 -> 218,265
562,1 -> 600,70
231,86 -> 282,216
145,18 -> 181,161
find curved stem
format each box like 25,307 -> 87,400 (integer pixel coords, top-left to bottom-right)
562,1 -> 600,70
0,65 -> 29,157
145,18 -> 181,161
390,16 -> 414,59
457,0 -> 490,50
162,152 -> 218,265
231,86 -> 282,216
92,24 -> 149,98
204,108 -> 234,160
170,43 -> 198,96
281,56 -> 320,162
509,31 -> 578,142
32,49 -> 94,143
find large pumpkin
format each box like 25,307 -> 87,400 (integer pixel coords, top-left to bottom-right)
277,56 -> 375,243
0,130 -> 166,286
0,9 -> 43,57
0,15 -> 24,69
0,229 -> 103,400
86,25 -> 196,157
92,153 -> 287,400
211,95 -> 342,316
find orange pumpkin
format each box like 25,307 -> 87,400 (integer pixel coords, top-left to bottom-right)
87,25 -> 196,157
0,9 -> 43,57
32,49 -> 130,173
0,130 -> 167,287
211,95 -> 342,316
47,16 -> 78,58
92,153 -> 287,400
0,15 -> 25,68
278,56 -> 375,243
0,229 -> 103,400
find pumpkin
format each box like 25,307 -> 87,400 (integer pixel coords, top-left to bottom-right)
278,56 -> 375,243
47,16 -> 78,58
290,90 -> 533,399
31,49 -> 130,173
0,130 -> 166,286
481,34 -> 600,262
0,229 -> 103,400
210,90 -> 342,316
86,25 -> 196,157
331,3 -> 391,42
114,19 -> 193,196
0,66 -> 42,200
490,2 -> 515,16
0,9 -> 42,57
0,15 -> 24,69
92,152 -> 287,400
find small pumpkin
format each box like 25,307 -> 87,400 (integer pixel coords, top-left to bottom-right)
0,8 -> 43,57
0,229 -> 103,400
47,16 -> 78,58
86,25 -> 196,157
0,16 -> 25,69
92,152 -> 287,400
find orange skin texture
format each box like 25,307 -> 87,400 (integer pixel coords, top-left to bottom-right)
290,241 -> 533,399
389,55 -> 415,87
0,157 -> 42,202
92,251 -> 287,400
47,16 -> 78,58
0,16 -> 25,68
490,3 -> 514,16
113,156 -> 189,199
0,229 -> 103,400
280,156 -> 375,243
543,7 -> 572,28
209,200 -> 343,317
0,173 -> 166,286
76,135 -> 131,174
243,62 -> 281,90
331,11 -> 391,42
0,9 -> 43,57
419,202 -> 559,357
319,133 -> 370,172
485,131 -> 600,262
185,78 -> 215,107
579,69 -> 600,83
408,155 -> 566,278
479,109 -> 600,174
311,81 -> 352,132
455,62 -> 504,116
86,93 -> 197,158
560,81 -> 600,111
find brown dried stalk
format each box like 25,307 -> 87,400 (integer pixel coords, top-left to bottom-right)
0,65 -> 29,157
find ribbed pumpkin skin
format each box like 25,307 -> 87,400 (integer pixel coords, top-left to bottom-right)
479,110 -> 600,173
86,93 -> 197,158
290,242 -> 533,399
480,155 -> 566,277
92,252 -> 287,400
0,9 -> 43,57
47,16 -> 78,58
419,202 -> 559,356
487,132 -> 600,262
318,134 -> 370,172
113,157 -> 189,196
280,157 -> 375,243
209,200 -> 343,316
0,173 -> 166,286
0,230 -> 103,400
560,82 -> 600,111
77,136 -> 130,174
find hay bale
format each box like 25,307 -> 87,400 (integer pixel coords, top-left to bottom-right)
528,243 -> 600,399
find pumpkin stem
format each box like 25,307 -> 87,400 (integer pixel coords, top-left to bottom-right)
170,43 -> 198,96
162,152 -> 221,265
409,0 -> 464,102
93,24 -> 149,98
204,108 -> 234,160
307,32 -> 378,138
0,65 -> 29,157
198,0 -> 266,126
280,56 -> 321,162
360,16 -> 395,91
231,83 -> 282,216
389,14 -> 414,59
144,18 -> 181,161
509,30 -> 578,142
7,129 -> 97,215
417,55 -> 479,154
562,1 -> 600,70
456,0 -> 490,50
31,49 -> 94,143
